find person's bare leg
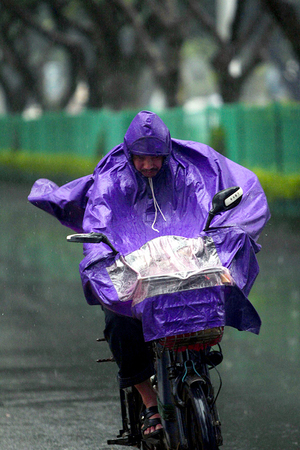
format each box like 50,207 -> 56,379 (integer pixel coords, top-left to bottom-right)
135,379 -> 163,435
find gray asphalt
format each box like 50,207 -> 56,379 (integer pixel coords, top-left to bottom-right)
1,183 -> 299,449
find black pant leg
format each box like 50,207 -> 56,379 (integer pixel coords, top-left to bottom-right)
103,308 -> 155,388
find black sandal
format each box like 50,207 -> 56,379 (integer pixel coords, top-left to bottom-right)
140,406 -> 164,444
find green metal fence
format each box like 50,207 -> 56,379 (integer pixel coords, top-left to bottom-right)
0,103 -> 299,173
207,103 -> 300,172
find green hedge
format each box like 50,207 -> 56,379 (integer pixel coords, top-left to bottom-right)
252,168 -> 300,200
1,150 -> 300,206
0,149 -> 100,185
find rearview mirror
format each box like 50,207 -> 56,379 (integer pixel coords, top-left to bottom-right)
204,186 -> 243,231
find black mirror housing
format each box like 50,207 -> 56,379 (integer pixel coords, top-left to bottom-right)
204,186 -> 243,231
211,187 -> 243,214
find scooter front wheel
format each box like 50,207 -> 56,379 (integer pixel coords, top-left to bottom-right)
181,381 -> 218,450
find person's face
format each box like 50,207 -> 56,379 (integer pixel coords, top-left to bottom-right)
132,155 -> 163,178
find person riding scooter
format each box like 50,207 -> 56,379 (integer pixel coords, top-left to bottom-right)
28,110 -> 270,444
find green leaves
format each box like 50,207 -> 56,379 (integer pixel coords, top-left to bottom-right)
0,149 -> 99,184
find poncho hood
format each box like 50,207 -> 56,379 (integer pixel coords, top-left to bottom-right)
123,110 -> 171,159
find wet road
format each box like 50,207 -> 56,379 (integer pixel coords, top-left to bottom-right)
1,182 -> 300,449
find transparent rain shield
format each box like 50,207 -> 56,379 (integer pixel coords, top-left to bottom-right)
106,235 -> 234,306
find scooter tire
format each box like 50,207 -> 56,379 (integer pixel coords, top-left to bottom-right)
182,380 -> 218,450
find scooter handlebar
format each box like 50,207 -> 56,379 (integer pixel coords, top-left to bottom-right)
67,232 -> 118,254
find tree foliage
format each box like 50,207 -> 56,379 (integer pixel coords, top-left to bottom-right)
0,0 -> 299,113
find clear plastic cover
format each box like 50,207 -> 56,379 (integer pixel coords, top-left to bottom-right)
106,235 -> 234,305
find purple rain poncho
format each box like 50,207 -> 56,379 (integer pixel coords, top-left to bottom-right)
28,111 -> 270,342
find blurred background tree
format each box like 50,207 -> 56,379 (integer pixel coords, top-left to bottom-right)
0,0 -> 299,114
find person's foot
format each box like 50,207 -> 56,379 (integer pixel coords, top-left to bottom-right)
135,379 -> 163,440
141,406 -> 164,443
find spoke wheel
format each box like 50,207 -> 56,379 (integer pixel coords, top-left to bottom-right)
182,381 -> 218,450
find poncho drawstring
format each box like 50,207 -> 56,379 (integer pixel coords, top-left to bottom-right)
148,177 -> 166,232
